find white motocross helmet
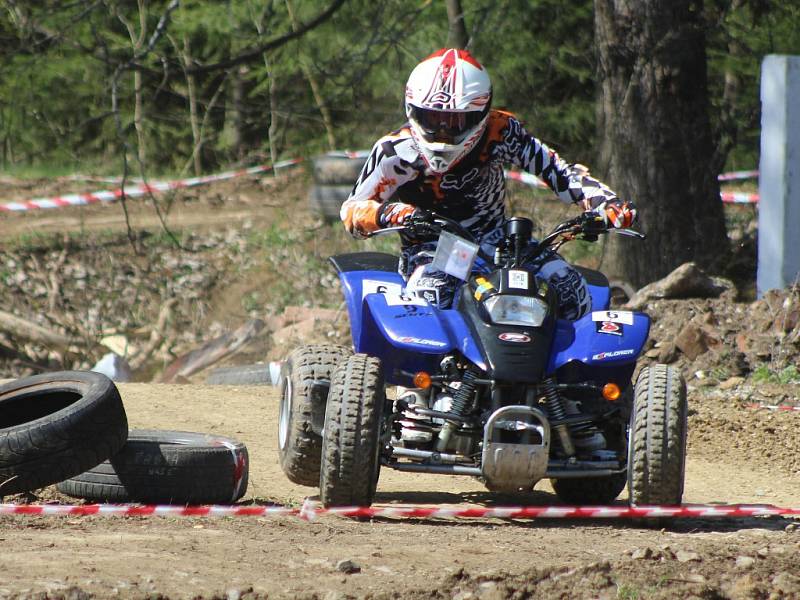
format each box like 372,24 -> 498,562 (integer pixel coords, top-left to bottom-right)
405,48 -> 492,173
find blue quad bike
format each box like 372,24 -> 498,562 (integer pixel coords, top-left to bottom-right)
278,213 -> 687,508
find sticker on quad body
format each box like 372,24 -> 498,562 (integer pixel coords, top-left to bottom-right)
547,310 -> 651,374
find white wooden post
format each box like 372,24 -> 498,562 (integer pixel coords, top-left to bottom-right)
758,55 -> 800,295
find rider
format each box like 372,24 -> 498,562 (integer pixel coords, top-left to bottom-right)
340,48 -> 636,319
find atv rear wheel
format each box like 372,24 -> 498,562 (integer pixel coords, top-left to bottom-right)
319,354 -> 385,508
278,344 -> 352,486
627,364 -> 688,506
550,471 -> 627,505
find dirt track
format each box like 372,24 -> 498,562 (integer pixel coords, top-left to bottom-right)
1,382 -> 798,599
1,175 -> 799,598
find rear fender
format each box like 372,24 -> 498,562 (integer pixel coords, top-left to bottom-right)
576,266 -> 611,311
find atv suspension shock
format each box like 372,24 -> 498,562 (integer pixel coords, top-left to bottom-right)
435,369 -> 479,452
543,378 -> 576,457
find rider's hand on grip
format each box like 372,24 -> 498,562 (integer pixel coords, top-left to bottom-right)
598,199 -> 637,229
403,209 -> 438,238
580,211 -> 607,241
377,202 -> 419,228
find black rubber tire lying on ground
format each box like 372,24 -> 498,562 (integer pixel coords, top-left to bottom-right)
57,430 -> 249,504
206,364 -> 272,385
308,184 -> 351,222
310,154 -> 366,185
0,371 -> 128,497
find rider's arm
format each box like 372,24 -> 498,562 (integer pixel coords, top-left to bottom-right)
340,138 -> 412,239
498,112 -> 636,228
499,113 -> 617,209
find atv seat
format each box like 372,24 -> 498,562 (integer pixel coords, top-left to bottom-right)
329,252 -> 399,274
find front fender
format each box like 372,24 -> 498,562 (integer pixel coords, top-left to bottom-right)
359,293 -> 485,383
547,309 -> 650,374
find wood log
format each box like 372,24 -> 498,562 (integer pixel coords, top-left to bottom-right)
0,309 -> 75,351
158,318 -> 265,383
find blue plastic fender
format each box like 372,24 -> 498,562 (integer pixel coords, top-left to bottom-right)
547,309 -> 650,374
337,270 -> 405,349
338,270 -> 486,384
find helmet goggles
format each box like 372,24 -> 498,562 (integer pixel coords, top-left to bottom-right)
409,106 -> 485,143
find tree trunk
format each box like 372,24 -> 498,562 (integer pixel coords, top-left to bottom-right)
265,57 -> 280,172
183,35 -> 202,176
129,1 -> 148,167
252,14 -> 281,171
594,0 -> 729,287
446,0 -> 469,48
232,67 -> 247,160
285,0 -> 337,150
133,69 -> 146,166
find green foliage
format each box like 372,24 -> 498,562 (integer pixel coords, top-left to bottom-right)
0,1 -> 795,175
706,2 -> 800,170
616,583 -> 641,600
752,364 -> 800,384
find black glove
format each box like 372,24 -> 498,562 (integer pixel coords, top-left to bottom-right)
403,209 -> 438,239
580,211 -> 607,242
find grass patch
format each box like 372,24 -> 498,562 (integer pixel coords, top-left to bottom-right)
752,364 -> 800,384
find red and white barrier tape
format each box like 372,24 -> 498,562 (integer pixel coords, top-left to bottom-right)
1,502 -> 798,519
721,191 -> 760,204
505,171 -> 760,203
718,169 -> 759,181
746,403 -> 800,413
504,170 -> 548,189
1,160 -> 760,213
0,159 -> 302,213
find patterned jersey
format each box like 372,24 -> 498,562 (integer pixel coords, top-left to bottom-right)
340,109 -> 619,241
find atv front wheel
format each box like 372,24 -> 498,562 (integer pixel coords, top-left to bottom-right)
319,354 -> 385,508
278,344 -> 352,486
627,364 -> 688,506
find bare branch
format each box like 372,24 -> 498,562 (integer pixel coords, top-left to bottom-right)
177,0 -> 346,75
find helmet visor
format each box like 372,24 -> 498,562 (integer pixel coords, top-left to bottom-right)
410,106 -> 486,143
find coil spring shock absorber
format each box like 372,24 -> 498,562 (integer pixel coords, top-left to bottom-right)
543,377 -> 576,457
435,369 -> 479,452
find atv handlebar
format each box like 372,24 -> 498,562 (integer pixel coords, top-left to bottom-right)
369,210 -> 644,267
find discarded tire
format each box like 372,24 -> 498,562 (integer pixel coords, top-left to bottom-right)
308,184 -> 351,222
206,364 -> 272,386
57,430 -> 249,504
0,371 -> 128,497
311,154 -> 366,185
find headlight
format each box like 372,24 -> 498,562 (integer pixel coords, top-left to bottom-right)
484,295 -> 549,327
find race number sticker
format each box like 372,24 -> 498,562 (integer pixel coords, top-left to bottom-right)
508,270 -> 529,290
591,310 -> 634,325
384,293 -> 428,307
362,280 -> 402,298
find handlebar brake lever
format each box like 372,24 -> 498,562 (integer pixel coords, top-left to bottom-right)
612,229 -> 646,240
366,225 -> 406,238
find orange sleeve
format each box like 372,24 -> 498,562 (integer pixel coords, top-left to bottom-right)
340,198 -> 381,239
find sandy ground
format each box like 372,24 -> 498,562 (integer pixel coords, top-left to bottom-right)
1,382 -> 798,599
1,174 -> 798,598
